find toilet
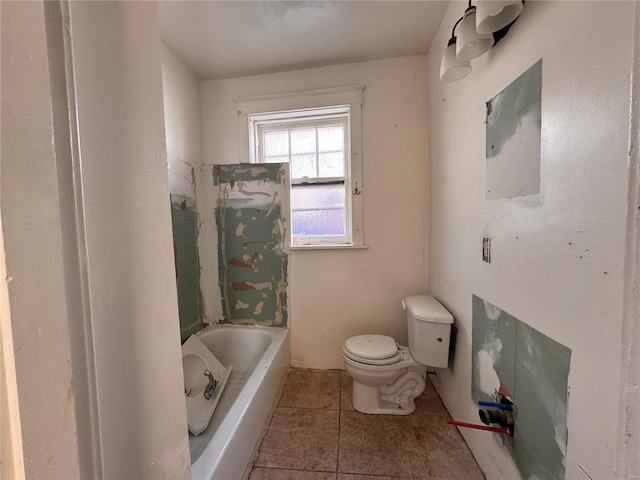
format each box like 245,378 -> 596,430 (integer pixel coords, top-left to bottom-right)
342,295 -> 453,415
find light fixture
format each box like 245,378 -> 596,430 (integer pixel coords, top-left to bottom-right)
476,0 -> 524,35
440,18 -> 472,82
456,6 -> 494,61
439,0 -> 523,83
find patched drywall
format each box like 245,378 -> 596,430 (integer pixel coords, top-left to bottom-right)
427,1 -> 634,479
485,59 -> 542,200
213,164 -> 289,326
472,295 -> 570,480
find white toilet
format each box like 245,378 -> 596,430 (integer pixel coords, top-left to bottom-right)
343,295 -> 453,415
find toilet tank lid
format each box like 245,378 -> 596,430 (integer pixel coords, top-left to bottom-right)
403,295 -> 454,324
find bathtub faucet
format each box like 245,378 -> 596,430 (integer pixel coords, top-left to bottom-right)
203,370 -> 218,400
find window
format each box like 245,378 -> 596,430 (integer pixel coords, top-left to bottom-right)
249,106 -> 362,247
236,85 -> 365,249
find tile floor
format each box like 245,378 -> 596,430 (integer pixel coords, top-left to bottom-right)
249,369 -> 485,480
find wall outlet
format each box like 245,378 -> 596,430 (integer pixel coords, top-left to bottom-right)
483,237 -> 491,263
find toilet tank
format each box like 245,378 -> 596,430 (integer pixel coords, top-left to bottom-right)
403,295 -> 453,368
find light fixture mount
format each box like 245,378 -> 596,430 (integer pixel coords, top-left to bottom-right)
477,0 -> 524,36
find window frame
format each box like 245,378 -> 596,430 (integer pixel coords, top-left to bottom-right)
234,85 -> 365,249
252,108 -> 351,246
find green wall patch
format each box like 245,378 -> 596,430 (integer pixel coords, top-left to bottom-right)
213,163 -> 289,327
485,59 -> 542,200
170,194 -> 204,342
472,294 -> 571,480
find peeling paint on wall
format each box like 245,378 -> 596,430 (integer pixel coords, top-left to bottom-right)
213,164 -> 282,185
170,194 -> 204,342
214,163 -> 289,327
472,294 -> 571,480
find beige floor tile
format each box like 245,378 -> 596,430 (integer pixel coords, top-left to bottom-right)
254,407 -> 339,472
413,381 -> 448,415
409,414 -> 485,479
279,369 -> 341,409
250,467 -> 337,479
253,369 -> 483,480
338,411 -> 427,478
340,371 -> 356,411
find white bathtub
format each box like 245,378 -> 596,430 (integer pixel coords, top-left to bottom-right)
189,325 -> 290,480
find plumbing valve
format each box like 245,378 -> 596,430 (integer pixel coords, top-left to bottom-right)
477,399 -> 514,436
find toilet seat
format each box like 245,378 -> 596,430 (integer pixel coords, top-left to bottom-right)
343,335 -> 401,366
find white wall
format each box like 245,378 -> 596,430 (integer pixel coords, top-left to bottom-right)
1,2 -> 192,478
427,1 -> 635,479
68,2 -> 191,477
162,44 -> 203,197
1,2 -> 82,477
201,56 -> 430,368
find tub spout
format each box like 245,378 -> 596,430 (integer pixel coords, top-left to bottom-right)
204,370 -> 218,400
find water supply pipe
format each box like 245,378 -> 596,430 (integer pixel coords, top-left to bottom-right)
446,419 -> 510,435
477,400 -> 513,411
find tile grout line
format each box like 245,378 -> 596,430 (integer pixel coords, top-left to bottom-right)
251,369 -> 484,479
252,465 -> 339,475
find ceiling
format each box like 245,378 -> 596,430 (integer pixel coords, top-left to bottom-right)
157,1 -> 449,80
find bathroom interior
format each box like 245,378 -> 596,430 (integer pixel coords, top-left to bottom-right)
1,1 -> 638,480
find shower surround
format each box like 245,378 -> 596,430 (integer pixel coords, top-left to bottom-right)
213,163 -> 290,327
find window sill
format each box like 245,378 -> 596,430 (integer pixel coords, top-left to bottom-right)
290,244 -> 369,251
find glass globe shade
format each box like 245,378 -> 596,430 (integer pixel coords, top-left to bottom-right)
456,7 -> 494,61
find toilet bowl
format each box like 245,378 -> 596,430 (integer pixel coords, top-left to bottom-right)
343,335 -> 427,414
343,295 -> 453,415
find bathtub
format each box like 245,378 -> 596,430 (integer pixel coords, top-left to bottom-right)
189,324 -> 290,480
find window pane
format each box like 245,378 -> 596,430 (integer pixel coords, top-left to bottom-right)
291,128 -> 315,154
263,130 -> 289,163
290,128 -> 316,178
291,183 -> 345,237
318,126 -> 344,177
319,151 -> 344,178
290,153 -> 315,178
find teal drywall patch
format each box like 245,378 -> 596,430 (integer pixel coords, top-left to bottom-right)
214,163 -> 288,327
485,59 -> 542,200
512,321 -> 571,480
170,194 -> 204,342
472,294 -> 571,480
486,59 -> 542,159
